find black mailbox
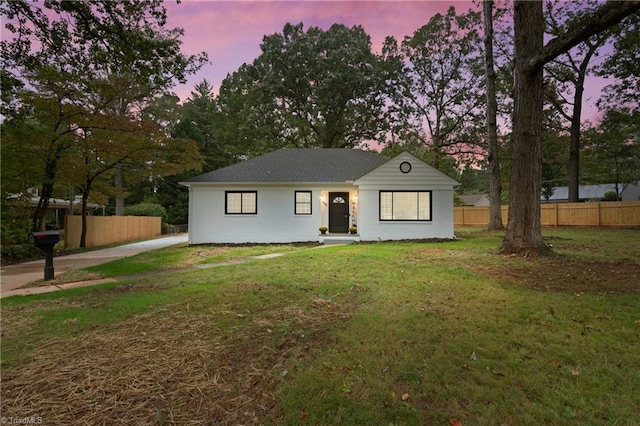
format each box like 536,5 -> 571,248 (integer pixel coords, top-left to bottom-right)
28,231 -> 60,246
28,231 -> 60,281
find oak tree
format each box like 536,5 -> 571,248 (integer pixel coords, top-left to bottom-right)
501,0 -> 639,255
217,23 -> 392,152
387,7 -> 485,170
544,0 -> 613,203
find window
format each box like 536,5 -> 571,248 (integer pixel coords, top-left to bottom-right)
379,191 -> 431,221
332,196 -> 346,204
225,191 -> 257,214
295,191 -> 312,215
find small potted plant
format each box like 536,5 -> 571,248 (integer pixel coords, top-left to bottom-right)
319,226 -> 328,235
348,226 -> 357,234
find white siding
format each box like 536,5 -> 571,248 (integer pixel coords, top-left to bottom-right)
185,152 -> 458,244
353,152 -> 458,240
188,184 -> 352,244
357,189 -> 455,240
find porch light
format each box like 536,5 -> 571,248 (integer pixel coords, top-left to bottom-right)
351,194 -> 358,204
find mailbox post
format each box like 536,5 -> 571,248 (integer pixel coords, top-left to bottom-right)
28,231 -> 60,281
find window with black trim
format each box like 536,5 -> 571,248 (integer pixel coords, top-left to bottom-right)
379,191 -> 431,221
225,191 -> 257,214
295,191 -> 312,215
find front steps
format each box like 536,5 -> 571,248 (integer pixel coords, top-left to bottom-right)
319,234 -> 360,245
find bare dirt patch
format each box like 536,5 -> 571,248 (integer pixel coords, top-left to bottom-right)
477,258 -> 640,295
1,293 -> 352,425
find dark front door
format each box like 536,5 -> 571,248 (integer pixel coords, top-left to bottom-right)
329,192 -> 350,233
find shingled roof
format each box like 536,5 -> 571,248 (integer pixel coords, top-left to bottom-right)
182,148 -> 389,184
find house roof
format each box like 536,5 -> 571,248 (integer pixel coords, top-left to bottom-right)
182,148 -> 390,184
7,193 -> 103,209
459,194 -> 489,206
543,184 -> 616,201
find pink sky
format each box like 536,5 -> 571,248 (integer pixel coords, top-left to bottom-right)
165,1 -> 476,99
0,1 -> 611,122
165,0 -> 612,122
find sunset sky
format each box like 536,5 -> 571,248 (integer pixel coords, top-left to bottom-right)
164,0 -> 475,98
163,0 -> 612,122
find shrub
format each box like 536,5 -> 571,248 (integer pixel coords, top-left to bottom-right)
1,205 -> 31,245
0,243 -> 45,264
603,190 -> 619,201
122,202 -> 168,222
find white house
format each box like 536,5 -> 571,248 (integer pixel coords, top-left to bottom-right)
180,149 -> 459,244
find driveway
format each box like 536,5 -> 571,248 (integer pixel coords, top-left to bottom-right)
0,234 -> 188,297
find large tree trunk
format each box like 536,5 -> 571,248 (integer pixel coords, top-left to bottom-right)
484,0 -> 504,230
500,1 -> 549,255
500,0 -> 639,256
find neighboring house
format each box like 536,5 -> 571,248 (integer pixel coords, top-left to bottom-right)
180,149 -> 459,244
7,190 -> 104,229
459,194 -> 490,207
542,183 -> 640,203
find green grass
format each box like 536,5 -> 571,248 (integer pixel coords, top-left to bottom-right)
82,242 -> 310,278
1,228 -> 639,425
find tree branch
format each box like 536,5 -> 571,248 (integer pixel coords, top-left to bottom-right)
530,1 -> 640,71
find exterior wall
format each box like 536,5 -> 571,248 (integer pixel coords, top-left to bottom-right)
187,152 -> 458,244
356,188 -> 455,240
354,152 -> 458,241
189,184 -> 353,244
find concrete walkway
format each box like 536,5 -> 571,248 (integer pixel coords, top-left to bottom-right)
1,234 -> 188,298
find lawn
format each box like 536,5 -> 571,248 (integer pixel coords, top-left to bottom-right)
1,228 -> 639,425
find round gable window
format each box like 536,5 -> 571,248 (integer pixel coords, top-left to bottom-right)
399,161 -> 412,174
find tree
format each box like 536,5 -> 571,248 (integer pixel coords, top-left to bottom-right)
596,13 -> 640,111
541,131 -> 569,202
1,0 -> 207,230
544,0 -> 612,203
217,23 -> 393,152
582,108 -> 640,198
1,69 -> 91,232
386,7 -> 485,170
65,119 -> 202,247
173,81 -> 233,172
153,81 -> 231,225
483,0 -> 504,230
501,0 -> 640,256
457,163 -> 490,195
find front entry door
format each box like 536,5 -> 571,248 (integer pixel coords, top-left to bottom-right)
329,192 -> 350,233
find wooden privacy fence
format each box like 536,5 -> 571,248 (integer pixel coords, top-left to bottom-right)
65,216 -> 162,248
455,201 -> 640,227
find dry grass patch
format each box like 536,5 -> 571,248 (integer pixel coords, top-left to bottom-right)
3,229 -> 639,425
477,257 -> 640,295
1,283 -> 353,425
